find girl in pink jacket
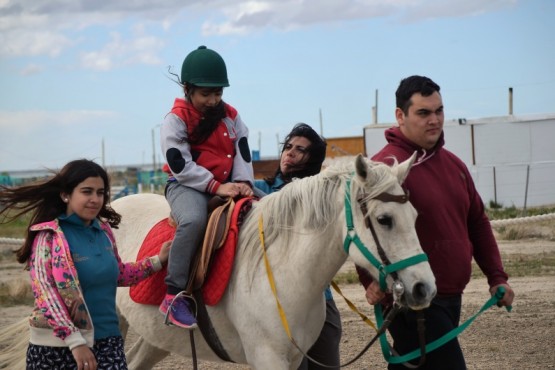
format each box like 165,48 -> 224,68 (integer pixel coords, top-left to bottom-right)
0,159 -> 169,370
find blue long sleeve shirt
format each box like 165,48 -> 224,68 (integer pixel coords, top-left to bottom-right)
59,213 -> 120,340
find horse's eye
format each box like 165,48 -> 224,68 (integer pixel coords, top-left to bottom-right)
377,215 -> 393,229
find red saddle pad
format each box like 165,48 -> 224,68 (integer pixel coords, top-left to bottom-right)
129,197 -> 255,306
129,219 -> 174,305
203,197 -> 254,305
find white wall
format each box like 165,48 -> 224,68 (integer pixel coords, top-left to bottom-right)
364,114 -> 555,207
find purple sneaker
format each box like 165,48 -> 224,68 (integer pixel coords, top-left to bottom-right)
159,293 -> 197,329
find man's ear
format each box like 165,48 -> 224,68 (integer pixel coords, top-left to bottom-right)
395,107 -> 405,127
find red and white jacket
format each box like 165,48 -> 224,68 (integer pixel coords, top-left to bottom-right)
160,98 -> 254,194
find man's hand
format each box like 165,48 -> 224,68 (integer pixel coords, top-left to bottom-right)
490,283 -> 515,307
365,280 -> 386,305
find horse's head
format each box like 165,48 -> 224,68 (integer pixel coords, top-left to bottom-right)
345,153 -> 436,310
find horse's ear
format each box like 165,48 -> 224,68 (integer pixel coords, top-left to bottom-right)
355,154 -> 380,186
355,154 -> 368,180
397,151 -> 417,184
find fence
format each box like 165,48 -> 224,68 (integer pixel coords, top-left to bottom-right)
472,161 -> 555,209
2,213 -> 555,248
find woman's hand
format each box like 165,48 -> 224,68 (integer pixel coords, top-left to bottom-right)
158,240 -> 171,265
71,345 -> 97,370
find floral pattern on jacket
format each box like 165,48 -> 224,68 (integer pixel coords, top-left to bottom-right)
28,219 -> 160,344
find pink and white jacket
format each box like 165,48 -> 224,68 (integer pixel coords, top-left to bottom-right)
27,219 -> 161,350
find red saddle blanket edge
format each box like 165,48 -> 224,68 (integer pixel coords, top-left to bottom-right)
129,218 -> 174,305
129,197 -> 254,306
202,197 -> 253,305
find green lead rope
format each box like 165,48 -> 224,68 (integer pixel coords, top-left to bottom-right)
376,286 -> 512,364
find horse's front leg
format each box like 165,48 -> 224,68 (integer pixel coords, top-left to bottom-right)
126,336 -> 170,370
246,345 -> 302,370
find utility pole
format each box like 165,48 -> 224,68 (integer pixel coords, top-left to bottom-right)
151,128 -> 156,172
509,87 -> 513,115
375,89 -> 378,124
101,138 -> 105,167
319,108 -> 323,136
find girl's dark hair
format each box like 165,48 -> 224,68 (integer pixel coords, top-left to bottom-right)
184,83 -> 227,145
266,123 -> 327,185
0,159 -> 121,264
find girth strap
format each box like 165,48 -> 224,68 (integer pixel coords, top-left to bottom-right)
193,290 -> 235,363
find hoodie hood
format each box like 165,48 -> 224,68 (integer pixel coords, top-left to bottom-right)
383,126 -> 445,166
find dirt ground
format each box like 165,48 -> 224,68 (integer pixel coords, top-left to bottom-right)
1,239 -> 554,369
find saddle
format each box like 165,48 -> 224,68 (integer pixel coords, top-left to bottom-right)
185,196 -> 235,294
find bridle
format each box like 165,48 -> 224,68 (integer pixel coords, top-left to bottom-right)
343,177 -> 428,293
342,177 -> 429,368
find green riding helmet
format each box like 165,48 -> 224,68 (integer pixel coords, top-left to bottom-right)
181,45 -> 229,87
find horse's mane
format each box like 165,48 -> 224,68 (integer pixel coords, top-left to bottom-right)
236,157 -> 400,273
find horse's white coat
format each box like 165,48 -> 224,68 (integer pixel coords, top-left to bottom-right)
111,154 -> 436,370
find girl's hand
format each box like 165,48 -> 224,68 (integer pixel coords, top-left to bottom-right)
71,345 -> 97,370
158,240 -> 171,265
216,182 -> 253,198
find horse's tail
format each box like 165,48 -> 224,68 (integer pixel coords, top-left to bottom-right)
0,318 -> 28,370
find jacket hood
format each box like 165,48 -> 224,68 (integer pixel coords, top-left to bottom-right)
384,126 -> 445,163
172,98 -> 201,116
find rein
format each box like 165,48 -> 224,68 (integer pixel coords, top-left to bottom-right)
376,286 -> 511,365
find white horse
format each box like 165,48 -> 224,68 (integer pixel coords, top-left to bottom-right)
114,154 -> 436,369
0,154 -> 436,370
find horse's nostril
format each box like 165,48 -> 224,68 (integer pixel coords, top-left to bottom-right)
412,282 -> 427,301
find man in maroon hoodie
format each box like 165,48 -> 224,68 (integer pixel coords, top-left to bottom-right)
357,75 -> 514,369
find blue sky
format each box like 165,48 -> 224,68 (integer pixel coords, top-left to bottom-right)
1,0 -> 554,171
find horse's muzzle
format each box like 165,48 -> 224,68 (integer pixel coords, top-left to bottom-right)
402,281 -> 437,310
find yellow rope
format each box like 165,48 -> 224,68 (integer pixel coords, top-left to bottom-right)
330,281 -> 378,332
258,215 -> 378,345
258,215 -> 297,343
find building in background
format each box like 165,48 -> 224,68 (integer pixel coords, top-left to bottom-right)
7,112 -> 553,208
326,136 -> 365,158
363,113 -> 555,208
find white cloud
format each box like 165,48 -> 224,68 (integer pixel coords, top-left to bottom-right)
0,0 -> 518,60
0,29 -> 73,58
20,64 -> 44,76
201,0 -> 518,35
79,31 -> 165,71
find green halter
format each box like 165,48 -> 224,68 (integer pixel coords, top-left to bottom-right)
342,178 -> 428,291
